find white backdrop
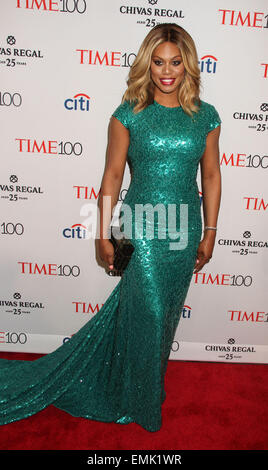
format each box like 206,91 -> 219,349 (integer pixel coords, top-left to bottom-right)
0,0 -> 267,363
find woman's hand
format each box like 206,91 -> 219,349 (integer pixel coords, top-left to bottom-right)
99,239 -> 115,270
193,231 -> 216,273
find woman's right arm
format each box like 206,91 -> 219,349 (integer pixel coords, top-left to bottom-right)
98,116 -> 129,269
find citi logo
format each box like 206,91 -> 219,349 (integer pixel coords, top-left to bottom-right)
199,55 -> 217,74
181,304 -> 192,318
64,93 -> 90,111
63,223 -> 89,239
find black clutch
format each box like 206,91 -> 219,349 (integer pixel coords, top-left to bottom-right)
109,226 -> 134,276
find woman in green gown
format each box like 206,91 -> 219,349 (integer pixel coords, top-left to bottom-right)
0,23 -> 221,432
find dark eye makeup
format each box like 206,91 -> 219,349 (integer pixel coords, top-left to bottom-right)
152,60 -> 182,66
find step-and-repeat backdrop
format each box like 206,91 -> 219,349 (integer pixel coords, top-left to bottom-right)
0,0 -> 267,363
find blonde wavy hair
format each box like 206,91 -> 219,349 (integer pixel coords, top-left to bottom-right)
121,23 -> 201,117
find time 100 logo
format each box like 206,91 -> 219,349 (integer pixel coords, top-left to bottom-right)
0,331 -> 27,344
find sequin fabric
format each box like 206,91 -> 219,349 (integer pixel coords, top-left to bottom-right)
0,99 -> 221,432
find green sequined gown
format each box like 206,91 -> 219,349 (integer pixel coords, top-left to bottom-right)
0,99 -> 221,432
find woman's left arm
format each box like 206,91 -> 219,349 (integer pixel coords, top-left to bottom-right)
193,125 -> 221,273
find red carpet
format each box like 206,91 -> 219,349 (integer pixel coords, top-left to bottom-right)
0,351 -> 267,450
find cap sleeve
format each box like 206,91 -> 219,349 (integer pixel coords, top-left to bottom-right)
111,101 -> 131,129
206,104 -> 221,134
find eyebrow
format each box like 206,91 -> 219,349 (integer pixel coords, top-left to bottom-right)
152,55 -> 182,59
